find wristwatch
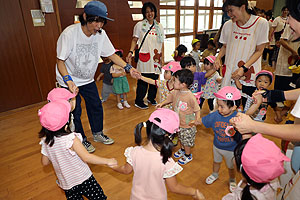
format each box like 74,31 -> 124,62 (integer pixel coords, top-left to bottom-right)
241,65 -> 248,73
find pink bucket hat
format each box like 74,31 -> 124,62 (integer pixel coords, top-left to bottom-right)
205,55 -> 216,64
162,61 -> 181,73
47,88 -> 76,102
149,108 -> 180,134
256,70 -> 273,83
214,86 -> 241,101
38,100 -> 71,131
242,134 -> 290,183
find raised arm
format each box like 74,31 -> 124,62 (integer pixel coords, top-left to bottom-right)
245,94 -> 263,116
141,75 -> 156,85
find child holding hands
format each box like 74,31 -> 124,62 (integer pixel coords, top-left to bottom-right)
110,108 -> 205,200
157,69 -> 201,165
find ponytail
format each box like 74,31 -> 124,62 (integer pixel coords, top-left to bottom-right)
241,184 -> 255,200
134,122 -> 144,145
161,135 -> 174,164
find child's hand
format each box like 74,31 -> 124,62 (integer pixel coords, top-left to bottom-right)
252,90 -> 267,103
193,189 -> 205,200
156,104 -> 163,109
106,158 -> 118,168
252,93 -> 263,104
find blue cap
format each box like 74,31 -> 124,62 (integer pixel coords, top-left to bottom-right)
84,1 -> 114,21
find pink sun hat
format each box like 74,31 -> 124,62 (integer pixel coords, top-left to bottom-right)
38,100 -> 71,131
214,86 -> 241,101
162,61 -> 181,73
256,70 -> 274,83
205,55 -> 216,64
149,108 -> 180,134
47,88 -> 76,102
242,134 -> 290,183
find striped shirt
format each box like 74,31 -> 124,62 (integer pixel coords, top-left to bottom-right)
40,133 -> 92,190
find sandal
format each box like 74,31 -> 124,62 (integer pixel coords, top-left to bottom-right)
229,181 -> 237,192
205,174 -> 218,185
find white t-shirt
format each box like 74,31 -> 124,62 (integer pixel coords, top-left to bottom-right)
56,23 -> 115,87
275,24 -> 300,77
291,95 -> 300,118
133,20 -> 164,74
220,15 -> 269,87
272,16 -> 287,33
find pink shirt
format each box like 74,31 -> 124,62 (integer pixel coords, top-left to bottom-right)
40,133 -> 92,190
125,146 -> 183,200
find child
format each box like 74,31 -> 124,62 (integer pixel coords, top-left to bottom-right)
110,108 -> 205,200
201,86 -> 241,192
234,70 -> 276,122
110,49 -> 130,109
140,61 -> 181,108
190,39 -> 201,72
38,100 -> 117,199
200,56 -> 223,112
180,56 -> 216,94
173,44 -> 188,61
222,134 -> 289,200
96,56 -> 114,103
157,69 -> 201,165
201,39 -> 216,62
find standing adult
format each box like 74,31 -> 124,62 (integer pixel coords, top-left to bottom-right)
56,1 -> 139,153
126,2 -> 164,109
269,6 -> 289,47
215,0 -> 269,89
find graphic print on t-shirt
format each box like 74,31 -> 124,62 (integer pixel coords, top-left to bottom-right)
74,43 -> 98,79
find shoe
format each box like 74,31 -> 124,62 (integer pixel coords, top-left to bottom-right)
229,181 -> 237,192
82,140 -> 96,153
206,174 -> 218,185
93,132 -> 114,144
178,154 -> 193,165
174,149 -> 185,158
134,102 -> 149,109
117,103 -> 123,109
147,99 -> 157,105
123,101 -> 131,108
172,136 -> 178,146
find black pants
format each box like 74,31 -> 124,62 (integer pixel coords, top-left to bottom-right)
135,73 -> 159,104
200,98 -> 214,111
274,75 -> 293,91
64,175 -> 107,200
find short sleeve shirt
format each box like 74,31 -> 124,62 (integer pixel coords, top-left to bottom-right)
155,79 -> 173,107
291,95 -> 300,118
190,72 -> 207,93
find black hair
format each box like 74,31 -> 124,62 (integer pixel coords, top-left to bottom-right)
207,39 -> 216,48
173,69 -> 194,88
234,139 -> 267,200
115,50 -> 123,58
286,0 -> 300,22
134,119 -> 174,164
226,0 -> 256,15
296,77 -> 300,88
39,114 -> 71,147
203,58 -> 213,66
79,13 -> 107,26
265,10 -> 273,20
180,56 -> 196,68
176,44 -> 188,57
255,74 -> 272,83
222,99 -> 241,108
281,6 -> 288,12
142,2 -> 157,20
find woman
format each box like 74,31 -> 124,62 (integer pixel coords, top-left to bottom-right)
214,0 -> 269,89
269,6 -> 289,46
126,2 -> 164,109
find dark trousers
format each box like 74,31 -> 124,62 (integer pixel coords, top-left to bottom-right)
73,81 -> 103,140
274,75 -> 293,91
64,175 -> 107,200
199,98 -> 214,111
135,73 -> 159,104
263,47 -> 274,66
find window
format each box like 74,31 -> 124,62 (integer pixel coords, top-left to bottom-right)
180,0 -> 195,6
214,0 -> 223,7
213,10 -> 223,29
180,10 -> 194,33
198,0 -> 210,7
160,9 -> 176,34
198,10 -> 209,31
160,0 -> 176,5
164,37 -> 176,62
180,35 -> 194,53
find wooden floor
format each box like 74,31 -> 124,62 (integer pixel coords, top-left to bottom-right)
0,66 -> 281,199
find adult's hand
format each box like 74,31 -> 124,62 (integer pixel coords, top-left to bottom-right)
214,57 -> 222,70
67,81 -> 79,94
231,67 -> 244,80
229,112 -> 255,134
126,52 -> 133,63
129,67 -> 141,79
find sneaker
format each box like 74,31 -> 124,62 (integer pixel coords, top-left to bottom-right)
82,140 -> 96,153
174,148 -> 185,158
147,99 -> 157,105
229,181 -> 237,192
117,103 -> 123,109
93,132 -> 114,144
205,174 -> 218,185
134,102 -> 149,109
178,154 -> 193,165
123,101 -> 131,108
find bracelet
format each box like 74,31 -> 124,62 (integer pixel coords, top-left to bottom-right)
124,63 -> 133,72
129,50 -> 133,54
63,75 -> 73,84
241,65 -> 248,73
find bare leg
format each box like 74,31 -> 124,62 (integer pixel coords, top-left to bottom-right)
213,162 -> 221,174
123,93 -> 127,101
184,146 -> 191,155
116,94 -> 121,103
228,168 -> 236,180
